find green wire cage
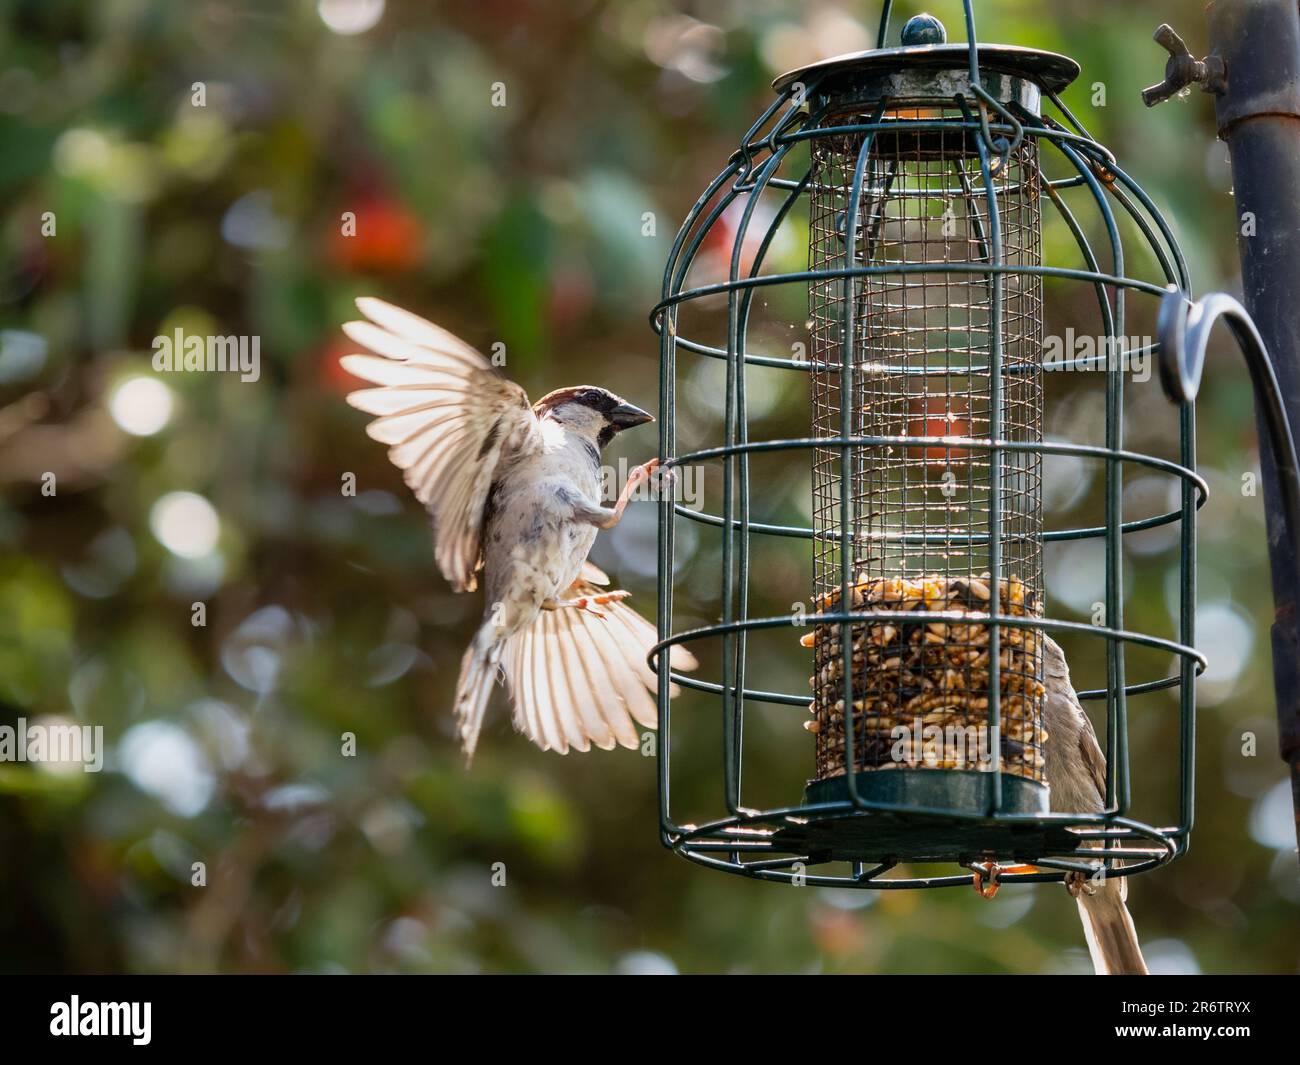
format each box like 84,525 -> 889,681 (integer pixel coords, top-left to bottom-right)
650,3 -> 1207,890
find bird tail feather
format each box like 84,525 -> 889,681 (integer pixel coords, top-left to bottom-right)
454,627 -> 502,764
501,583 -> 697,755
1077,878 -> 1148,975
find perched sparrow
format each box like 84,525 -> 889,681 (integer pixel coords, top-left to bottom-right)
1042,634 -> 1148,975
340,298 -> 696,760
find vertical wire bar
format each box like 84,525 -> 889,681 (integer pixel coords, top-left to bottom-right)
963,95 -> 1006,813
725,140 -> 802,815
1178,401 -> 1197,847
810,135 -> 837,780
719,169 -> 744,817
682,178 -> 754,821
840,104 -> 888,808
1042,97 -> 1153,819
1107,240 -> 1130,818
657,157 -> 746,840
1105,162 -> 1195,833
715,85 -> 809,819
657,293 -> 677,843
653,80 -> 807,839
1049,137 -> 1125,812
1083,143 -> 1195,837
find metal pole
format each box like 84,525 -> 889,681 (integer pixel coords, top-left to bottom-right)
1207,0 -> 1300,854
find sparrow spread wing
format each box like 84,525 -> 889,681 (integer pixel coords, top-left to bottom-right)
340,297 -> 541,592
503,580 -> 699,754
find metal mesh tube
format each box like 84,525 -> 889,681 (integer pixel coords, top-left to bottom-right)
808,106 -> 1046,783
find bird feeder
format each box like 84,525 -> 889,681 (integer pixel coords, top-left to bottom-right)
651,3 -> 1207,889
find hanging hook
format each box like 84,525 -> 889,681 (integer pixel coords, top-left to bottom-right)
1158,288 -> 1300,864
1157,289 -> 1300,544
972,86 -> 1023,174
883,5 -> 1022,166
960,1 -> 1024,166
876,0 -> 894,49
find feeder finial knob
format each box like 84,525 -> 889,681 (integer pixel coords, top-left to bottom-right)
900,14 -> 947,46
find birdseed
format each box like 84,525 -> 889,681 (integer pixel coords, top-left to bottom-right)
806,574 -> 1046,782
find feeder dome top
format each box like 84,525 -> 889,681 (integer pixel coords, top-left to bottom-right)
771,29 -> 1079,97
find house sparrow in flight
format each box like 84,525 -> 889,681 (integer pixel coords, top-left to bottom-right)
1042,634 -> 1148,975
340,298 -> 696,760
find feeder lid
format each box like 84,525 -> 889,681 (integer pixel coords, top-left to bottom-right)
772,40 -> 1079,97
769,9 -> 1076,100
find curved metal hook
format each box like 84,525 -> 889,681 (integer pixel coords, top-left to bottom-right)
1157,287 -> 1300,565
1160,291 -> 1300,864
960,0 -> 1021,165
875,2 -> 1019,164
970,83 -> 1023,170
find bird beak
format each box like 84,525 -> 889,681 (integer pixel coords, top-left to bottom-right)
609,401 -> 654,431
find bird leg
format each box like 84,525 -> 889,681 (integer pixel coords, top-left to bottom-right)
541,588 -> 631,619
596,458 -> 661,529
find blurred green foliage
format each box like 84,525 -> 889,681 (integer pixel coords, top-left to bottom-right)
0,0 -> 1295,974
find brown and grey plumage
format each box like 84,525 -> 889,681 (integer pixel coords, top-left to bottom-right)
1042,634 -> 1148,975
340,297 -> 696,760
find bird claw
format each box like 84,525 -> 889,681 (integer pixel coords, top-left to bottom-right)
1065,869 -> 1100,898
969,862 -> 1037,898
631,458 -> 661,491
971,862 -> 1001,899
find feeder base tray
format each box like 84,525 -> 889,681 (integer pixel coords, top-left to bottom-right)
776,769 -> 1064,864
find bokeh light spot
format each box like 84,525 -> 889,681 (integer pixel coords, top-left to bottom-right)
109,375 -> 174,436
318,0 -> 384,35
119,721 -> 215,817
149,492 -> 220,558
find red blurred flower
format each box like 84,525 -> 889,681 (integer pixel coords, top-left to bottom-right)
328,195 -> 425,272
